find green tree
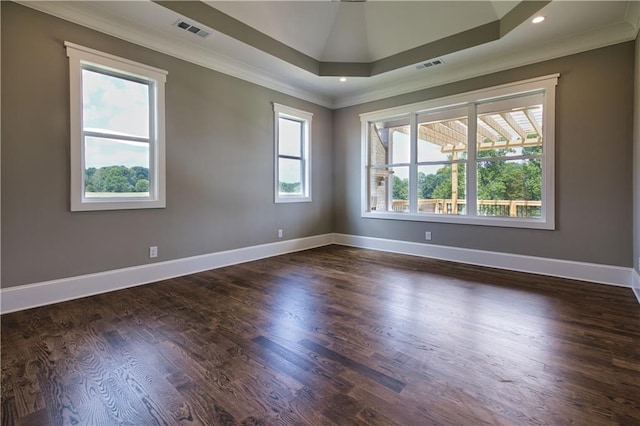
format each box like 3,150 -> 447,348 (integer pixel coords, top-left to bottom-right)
392,175 -> 408,200
85,167 -> 97,192
419,164 -> 466,200
476,147 -> 542,201
131,166 -> 149,182
279,182 -> 301,193
135,179 -> 150,192
84,165 -> 150,193
102,166 -> 134,192
419,171 -> 447,199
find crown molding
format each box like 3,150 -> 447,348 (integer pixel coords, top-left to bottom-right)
14,1 -> 639,110
333,21 -> 637,109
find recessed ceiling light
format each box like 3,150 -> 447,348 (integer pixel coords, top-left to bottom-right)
532,16 -> 545,24
339,77 -> 347,82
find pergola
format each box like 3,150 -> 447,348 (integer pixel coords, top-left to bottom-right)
371,105 -> 543,216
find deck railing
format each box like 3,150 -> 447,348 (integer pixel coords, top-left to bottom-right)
390,199 -> 542,217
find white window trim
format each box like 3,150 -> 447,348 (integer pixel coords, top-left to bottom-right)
360,74 -> 558,230
273,103 -> 312,203
66,42 -> 168,211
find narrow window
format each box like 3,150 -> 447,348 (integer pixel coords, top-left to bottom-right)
274,104 -> 312,203
66,42 -> 167,211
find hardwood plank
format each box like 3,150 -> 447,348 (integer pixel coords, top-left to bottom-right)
2,245 -> 639,425
298,338 -> 405,393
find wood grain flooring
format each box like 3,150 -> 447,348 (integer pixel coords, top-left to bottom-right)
2,245 -> 639,425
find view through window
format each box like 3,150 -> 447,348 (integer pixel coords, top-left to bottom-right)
66,42 -> 167,211
362,75 -> 557,229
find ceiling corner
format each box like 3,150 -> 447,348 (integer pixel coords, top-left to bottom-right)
489,0 -> 521,19
625,0 -> 640,30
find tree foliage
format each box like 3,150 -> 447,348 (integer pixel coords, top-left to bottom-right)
279,182 -> 301,193
392,175 -> 408,200
477,148 -> 541,201
391,147 -> 541,202
85,166 -> 150,193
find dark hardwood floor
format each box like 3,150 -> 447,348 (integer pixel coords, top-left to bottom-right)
2,245 -> 639,425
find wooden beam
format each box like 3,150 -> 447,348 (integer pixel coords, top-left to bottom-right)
451,151 -> 459,214
434,122 -> 466,144
463,118 -> 498,144
500,113 -> 527,140
418,125 -> 460,147
476,137 -> 541,152
479,115 -> 513,142
438,120 -> 468,142
524,108 -> 543,137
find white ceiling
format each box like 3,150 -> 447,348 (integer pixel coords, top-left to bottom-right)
207,1 -> 519,62
18,1 -> 640,108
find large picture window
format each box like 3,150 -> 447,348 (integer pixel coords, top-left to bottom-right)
361,75 -> 557,229
66,42 -> 167,211
274,103 -> 312,203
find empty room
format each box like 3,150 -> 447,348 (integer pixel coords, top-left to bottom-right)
2,1 -> 640,424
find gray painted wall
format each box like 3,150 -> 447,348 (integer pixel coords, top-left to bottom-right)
333,42 -> 635,267
1,3 -> 334,288
1,3 -> 637,290
635,34 -> 640,274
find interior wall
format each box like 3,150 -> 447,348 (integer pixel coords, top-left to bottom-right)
635,33 -> 640,274
333,42 -> 635,267
1,3 -> 334,288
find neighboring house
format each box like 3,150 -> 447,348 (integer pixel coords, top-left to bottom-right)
1,1 -> 639,311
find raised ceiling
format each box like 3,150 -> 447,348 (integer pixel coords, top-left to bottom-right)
157,0 -> 546,77
209,1 -> 520,62
17,1 -> 640,108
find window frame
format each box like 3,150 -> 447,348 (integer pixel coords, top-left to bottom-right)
360,74 -> 558,229
66,42 -> 168,211
273,103 -> 312,203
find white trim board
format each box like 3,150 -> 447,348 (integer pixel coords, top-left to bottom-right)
2,233 -> 636,314
333,234 -> 633,289
0,234 -> 333,315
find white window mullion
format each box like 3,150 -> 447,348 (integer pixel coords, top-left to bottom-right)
409,114 -> 418,213
466,103 -> 478,216
542,88 -> 556,227
82,131 -> 151,144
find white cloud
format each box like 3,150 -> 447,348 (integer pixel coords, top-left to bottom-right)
82,69 -> 149,138
85,137 -> 149,169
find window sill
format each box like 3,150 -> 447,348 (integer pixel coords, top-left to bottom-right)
362,211 -> 554,230
71,198 -> 166,212
275,196 -> 312,204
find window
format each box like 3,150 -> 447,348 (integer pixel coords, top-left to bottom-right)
361,75 -> 558,229
274,103 -> 312,203
66,42 -> 167,211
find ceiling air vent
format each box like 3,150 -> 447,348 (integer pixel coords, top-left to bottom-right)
174,19 -> 211,39
416,59 -> 444,70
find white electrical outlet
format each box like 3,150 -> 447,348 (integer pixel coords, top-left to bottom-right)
425,231 -> 432,241
278,229 -> 283,238
149,246 -> 158,258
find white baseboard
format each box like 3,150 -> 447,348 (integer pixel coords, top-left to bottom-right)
2,232 -> 637,314
333,233 -> 633,288
0,234 -> 333,314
